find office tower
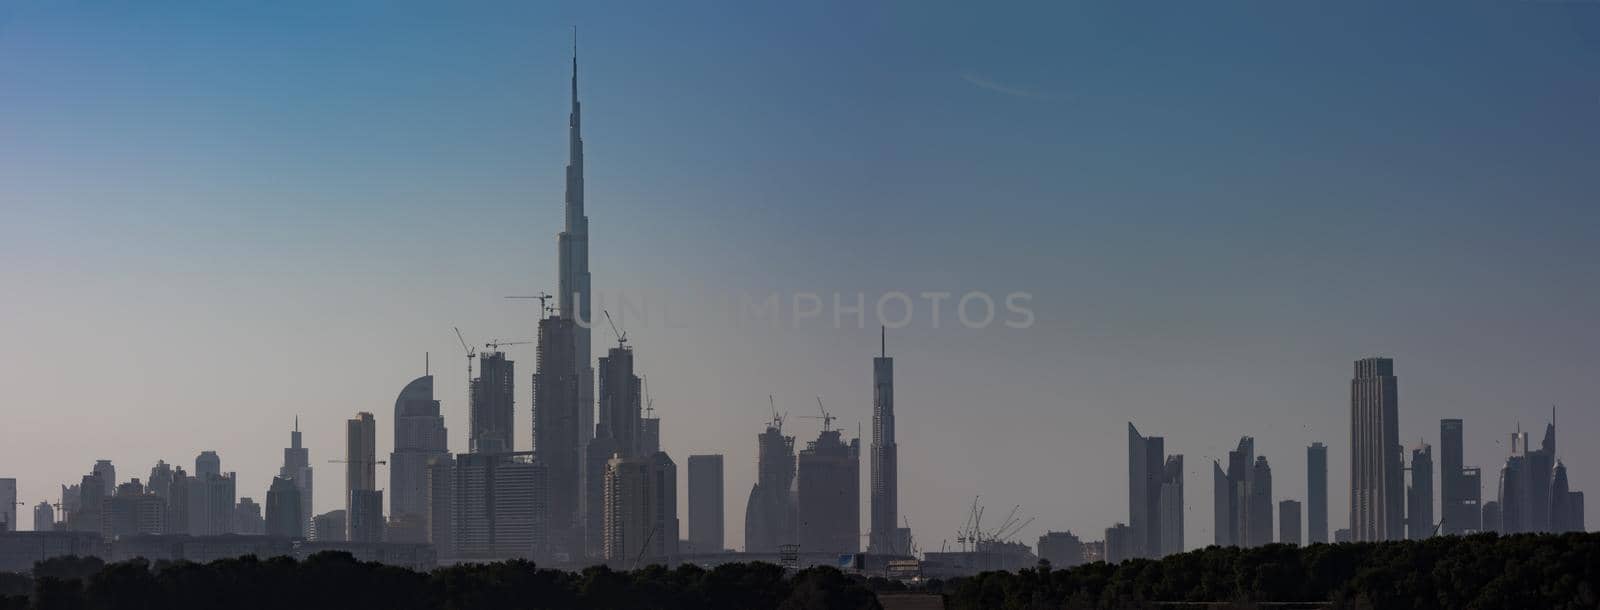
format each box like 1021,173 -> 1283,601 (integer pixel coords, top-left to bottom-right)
188,471 -> 236,536
1550,462 -> 1573,532
533,315 -> 583,559
797,425 -> 861,556
1214,436 -> 1255,547
313,510 -> 347,542
265,476 -> 302,538
1493,411 -> 1576,534
0,479 -> 13,532
640,417 -> 661,456
596,345 -> 642,457
34,502 -> 54,532
1349,357 -> 1403,542
194,452 -> 219,480
1407,443 -> 1434,539
744,413 -> 798,553
1307,443 -> 1328,543
279,418 -> 313,538
70,473 -> 105,532
451,452 -> 548,561
1036,531 -> 1085,569
1247,456 -> 1274,547
392,373 -> 448,534
93,460 -> 116,488
556,36 -> 596,474
1280,500 -> 1302,545
425,455 -> 455,558
236,498 -> 264,535
1524,417 -> 1556,532
103,479 -> 165,538
687,454 -> 725,553
166,467 -> 189,535
346,411 -> 382,542
602,452 -> 677,565
147,461 -> 173,500
1127,423 -> 1183,558
1159,456 -> 1184,556
869,327 -> 902,554
1480,501 -> 1502,533
1333,528 -> 1353,543
471,352 -> 516,454
1103,523 -> 1134,564
1439,419 -> 1481,535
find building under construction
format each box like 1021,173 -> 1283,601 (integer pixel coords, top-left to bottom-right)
744,409 -> 797,553
796,421 -> 860,556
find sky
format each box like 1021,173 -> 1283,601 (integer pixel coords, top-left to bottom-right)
2,1 -> 1598,549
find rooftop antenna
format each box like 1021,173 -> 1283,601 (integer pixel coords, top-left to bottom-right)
881,325 -> 886,357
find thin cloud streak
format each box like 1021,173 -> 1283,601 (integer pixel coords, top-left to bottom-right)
960,71 -> 1070,101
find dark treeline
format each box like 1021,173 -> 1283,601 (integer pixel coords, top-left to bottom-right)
0,554 -> 885,610
1,533 -> 1596,609
936,532 -> 1600,609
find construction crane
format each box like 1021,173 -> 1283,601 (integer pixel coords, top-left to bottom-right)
797,395 -> 836,432
767,395 -> 786,431
327,459 -> 388,465
454,327 -> 477,412
643,375 -> 656,419
505,292 -> 555,319
603,309 -> 628,348
484,339 -> 532,351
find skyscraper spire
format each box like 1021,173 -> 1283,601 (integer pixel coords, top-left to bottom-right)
554,27 -> 597,551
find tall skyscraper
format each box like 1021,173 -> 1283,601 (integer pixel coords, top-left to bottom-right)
33,501 -> 54,532
602,451 -> 678,566
1280,500 -> 1302,545
586,342 -> 642,558
391,373 -> 448,531
235,497 -> 264,535
265,476 -> 302,538
1214,436 -> 1256,547
188,470 -> 236,536
1407,443 -> 1434,539
451,452 -> 548,561
346,411 -> 383,542
470,351 -> 516,454
147,461 -> 173,500
1247,456 -> 1274,547
1128,423 -> 1183,558
1349,357 -> 1403,542
0,479 -> 14,532
166,467 -> 189,535
1212,461 -> 1230,547
194,452 -> 218,480
687,454 -> 724,553
1307,442 -> 1328,543
796,425 -> 861,556
556,34 -> 595,475
279,418 -> 314,538
424,455 -> 455,559
869,328 -> 902,554
1493,411 -> 1581,534
744,413 -> 797,553
1439,419 -> 1481,535
533,315 -> 583,560
93,460 -> 116,488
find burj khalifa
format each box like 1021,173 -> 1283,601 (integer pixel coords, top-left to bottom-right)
557,37 -> 595,461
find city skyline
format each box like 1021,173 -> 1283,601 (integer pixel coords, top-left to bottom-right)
3,1 -> 1600,555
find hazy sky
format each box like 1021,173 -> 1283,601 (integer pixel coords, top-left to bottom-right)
2,1 -> 1598,549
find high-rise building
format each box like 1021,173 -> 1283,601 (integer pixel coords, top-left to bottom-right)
533,315 -> 583,560
166,467 -> 189,535
1247,456 -> 1274,547
235,497 -> 264,535
188,471 -> 236,536
0,479 -> 13,532
93,460 -> 116,489
1215,436 -> 1257,547
744,412 -> 797,553
556,36 -> 596,487
391,374 -> 448,534
1439,419 -> 1481,535
1307,443 -> 1328,543
265,476 -> 302,538
1103,522 -> 1135,564
312,510 -> 347,542
687,454 -> 724,553
1349,357 -> 1403,542
147,461 -> 174,501
451,452 -> 548,561
103,479 -> 165,538
347,411 -> 382,542
797,426 -> 861,556
1407,443 -> 1434,539
1212,462 -> 1229,547
1036,531 -> 1085,569
1128,424 -> 1183,558
585,342 -> 642,558
279,418 -> 314,538
424,454 -> 454,559
471,352 -> 516,454
602,452 -> 677,566
33,502 -> 54,532
194,452 -> 219,480
869,328 -> 903,555
1280,500 -> 1302,545
1494,411 -> 1582,534
1480,501 -> 1502,533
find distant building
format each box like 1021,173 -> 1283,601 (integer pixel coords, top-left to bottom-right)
797,426 -> 860,556
279,418 -> 314,538
424,455 -> 454,558
33,502 -> 54,532
1103,523 -> 1135,564
744,413 -> 797,553
585,343 -> 643,559
869,328 -> 903,555
1307,443 -> 1328,543
1215,437 -> 1260,547
312,510 -> 347,542
0,479 -> 13,532
94,461 -> 116,489
471,351 -> 516,454
0,531 -> 103,573
235,498 -> 264,535
194,452 -> 219,480
147,461 -> 174,501
1439,419 -> 1481,535
1480,501 -> 1502,533
1280,500 -> 1302,545
347,411 -> 382,542
1128,424 -> 1183,558
187,471 -> 236,536
165,468 -> 189,535
1493,411 -> 1581,534
103,480 -> 165,538
1349,357 -> 1403,542
452,452 -> 548,561
533,315 -> 583,561
1247,456 -> 1274,547
1407,443 -> 1434,539
265,477 -> 302,538
391,374 -> 448,540
603,452 -> 677,566
1333,528 -> 1352,543
1036,531 -> 1084,568
687,454 -> 724,553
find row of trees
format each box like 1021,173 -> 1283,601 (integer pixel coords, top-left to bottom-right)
938,532 -> 1600,609
0,554 -> 883,610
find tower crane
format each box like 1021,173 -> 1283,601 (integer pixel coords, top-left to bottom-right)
484,339 -> 533,351
798,395 -> 836,432
603,310 -> 628,348
454,327 -> 477,412
327,459 -> 388,466
506,292 -> 556,319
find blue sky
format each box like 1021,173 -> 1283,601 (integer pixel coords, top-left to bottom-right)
2,1 -> 1598,548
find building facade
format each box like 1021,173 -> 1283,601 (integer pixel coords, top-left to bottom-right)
391,374 -> 448,534
687,454 -> 724,553
797,428 -> 860,556
1307,442 -> 1328,543
1349,357 -> 1403,542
